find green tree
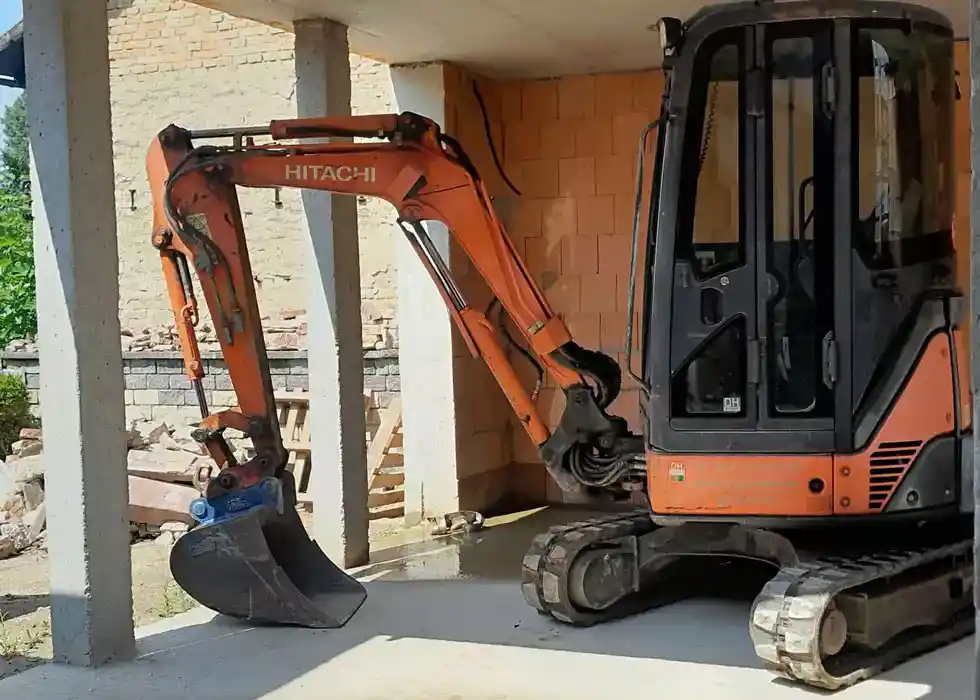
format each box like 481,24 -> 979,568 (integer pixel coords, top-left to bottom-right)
0,94 -> 29,195
0,191 -> 35,345
0,94 -> 36,345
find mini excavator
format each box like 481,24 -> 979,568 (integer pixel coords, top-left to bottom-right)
146,0 -> 974,691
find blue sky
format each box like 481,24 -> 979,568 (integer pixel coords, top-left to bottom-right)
0,1 -> 23,115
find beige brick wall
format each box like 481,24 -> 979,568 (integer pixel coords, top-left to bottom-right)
107,0 -> 398,353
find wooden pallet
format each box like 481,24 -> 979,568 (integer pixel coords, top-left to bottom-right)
365,395 -> 405,519
248,391 -> 405,518
273,391 -> 313,503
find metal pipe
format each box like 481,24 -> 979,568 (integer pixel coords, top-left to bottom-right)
187,126 -> 270,140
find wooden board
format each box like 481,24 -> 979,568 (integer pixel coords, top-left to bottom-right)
248,391 -> 405,518
365,396 -> 405,519
275,392 -> 312,499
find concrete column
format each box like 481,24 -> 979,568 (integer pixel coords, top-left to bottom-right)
22,0 -> 134,666
293,18 -> 369,568
971,2 -> 980,694
390,64 -> 461,525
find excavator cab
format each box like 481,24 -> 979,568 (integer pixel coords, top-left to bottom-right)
524,0 -> 973,691
641,0 -> 967,519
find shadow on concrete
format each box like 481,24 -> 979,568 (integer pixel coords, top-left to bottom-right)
0,508 -> 967,699
0,594 -> 49,621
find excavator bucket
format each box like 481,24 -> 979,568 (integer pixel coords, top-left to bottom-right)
169,473 -> 367,628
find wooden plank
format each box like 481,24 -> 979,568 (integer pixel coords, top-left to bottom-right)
274,391 -> 311,403
379,451 -> 403,469
283,403 -> 301,444
367,489 -> 404,508
366,395 -> 402,482
368,502 -> 405,520
295,403 -> 312,490
369,471 -> 405,489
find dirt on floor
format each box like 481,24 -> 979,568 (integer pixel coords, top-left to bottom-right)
0,511 -> 425,681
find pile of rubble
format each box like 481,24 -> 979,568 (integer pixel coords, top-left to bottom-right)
3,306 -> 400,355
0,429 -> 45,560
0,421 -> 247,561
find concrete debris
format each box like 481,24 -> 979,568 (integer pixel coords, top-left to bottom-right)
157,431 -> 183,452
127,476 -> 197,527
0,417 -> 223,560
20,480 -> 43,512
3,454 -> 44,485
9,439 -> 42,458
127,446 -> 198,484
155,520 -> 190,549
0,454 -> 47,560
0,504 -> 45,561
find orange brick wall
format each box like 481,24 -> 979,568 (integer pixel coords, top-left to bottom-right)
440,69 -> 659,502
441,66 -> 525,510
443,42 -> 974,506
503,73 -> 660,472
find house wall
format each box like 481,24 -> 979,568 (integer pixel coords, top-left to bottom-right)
105,0 -> 400,361
447,70 -> 661,503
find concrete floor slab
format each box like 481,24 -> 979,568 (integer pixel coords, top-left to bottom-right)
1,508 -> 972,699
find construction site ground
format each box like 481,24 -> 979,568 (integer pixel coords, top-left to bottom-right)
0,506 -> 970,699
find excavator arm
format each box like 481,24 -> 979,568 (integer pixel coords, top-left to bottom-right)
146,111 -> 645,629
147,111 -> 642,502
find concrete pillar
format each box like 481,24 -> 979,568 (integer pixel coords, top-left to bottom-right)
390,64 -> 461,525
293,18 -> 369,568
972,2 -> 980,695
22,0 -> 134,666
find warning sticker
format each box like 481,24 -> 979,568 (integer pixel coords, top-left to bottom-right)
669,462 -> 685,483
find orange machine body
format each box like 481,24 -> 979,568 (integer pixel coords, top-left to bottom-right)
648,329 -> 968,518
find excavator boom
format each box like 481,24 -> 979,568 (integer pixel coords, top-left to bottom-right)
146,110 -> 645,627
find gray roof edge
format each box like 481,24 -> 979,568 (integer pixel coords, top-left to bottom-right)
0,21 -> 25,89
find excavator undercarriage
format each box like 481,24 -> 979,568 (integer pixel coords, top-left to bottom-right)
522,515 -> 973,689
144,0 -> 975,691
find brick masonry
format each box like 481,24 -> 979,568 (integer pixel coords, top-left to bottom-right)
1,350 -> 400,440
103,0 -> 399,353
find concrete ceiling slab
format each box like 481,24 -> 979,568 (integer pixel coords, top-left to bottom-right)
191,0 -> 969,78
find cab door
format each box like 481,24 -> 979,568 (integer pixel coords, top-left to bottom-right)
756,23 -> 836,436
649,20 -> 837,454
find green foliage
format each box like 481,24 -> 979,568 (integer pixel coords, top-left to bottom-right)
0,94 -> 36,346
0,374 -> 31,458
0,95 -> 29,196
0,192 -> 35,346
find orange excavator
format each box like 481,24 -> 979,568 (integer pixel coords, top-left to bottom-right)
146,0 -> 974,691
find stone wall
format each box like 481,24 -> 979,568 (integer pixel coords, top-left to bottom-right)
1,350 -> 400,438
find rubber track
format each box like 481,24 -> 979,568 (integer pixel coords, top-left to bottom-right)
520,510 -> 659,626
521,512 -> 974,691
749,536 -> 974,690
